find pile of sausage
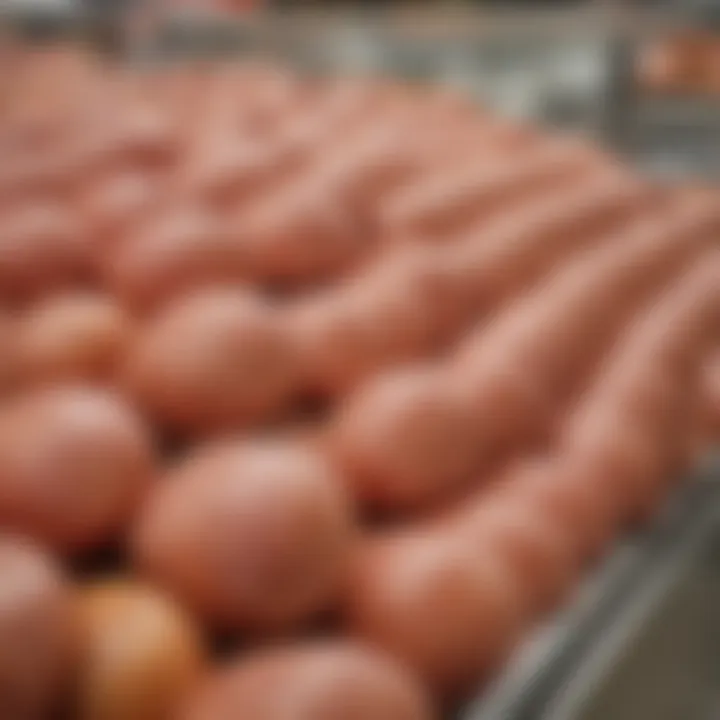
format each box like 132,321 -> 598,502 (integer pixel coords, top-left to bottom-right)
0,44 -> 718,720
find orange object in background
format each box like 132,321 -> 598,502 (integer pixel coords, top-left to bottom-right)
639,29 -> 720,95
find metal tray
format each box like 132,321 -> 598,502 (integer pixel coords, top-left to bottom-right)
463,455 -> 720,720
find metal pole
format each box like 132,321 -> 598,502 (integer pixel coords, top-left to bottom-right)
601,0 -> 638,153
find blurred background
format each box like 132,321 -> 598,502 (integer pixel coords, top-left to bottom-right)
1,0 -> 719,178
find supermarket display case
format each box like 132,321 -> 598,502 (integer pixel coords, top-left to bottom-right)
0,4 -> 718,718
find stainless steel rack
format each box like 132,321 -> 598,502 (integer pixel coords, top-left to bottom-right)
465,458 -> 720,720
